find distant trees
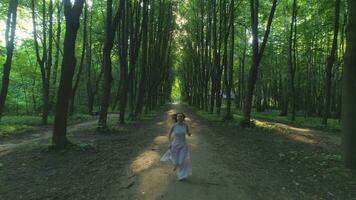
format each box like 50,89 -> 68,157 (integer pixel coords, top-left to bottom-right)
179,0 -> 348,129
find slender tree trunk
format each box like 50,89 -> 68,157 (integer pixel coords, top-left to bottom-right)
0,0 -> 18,119
69,2 -> 88,116
288,0 -> 297,121
242,0 -> 277,126
47,0 -> 54,115
53,2 -> 63,87
85,6 -> 93,115
135,0 -> 149,116
323,0 -> 340,125
225,0 -> 234,120
31,0 -> 49,124
119,1 -> 130,124
98,0 -> 124,130
128,0 -> 142,119
52,0 -> 85,149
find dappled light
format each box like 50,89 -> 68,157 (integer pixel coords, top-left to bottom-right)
130,150 -> 161,173
256,120 -> 318,144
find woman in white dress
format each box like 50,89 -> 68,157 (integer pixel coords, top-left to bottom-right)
161,112 -> 192,181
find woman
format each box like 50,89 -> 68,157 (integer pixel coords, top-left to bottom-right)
162,112 -> 192,181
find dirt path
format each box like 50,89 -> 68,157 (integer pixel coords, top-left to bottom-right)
110,105 -> 355,200
110,105 -> 252,200
0,114 -> 117,153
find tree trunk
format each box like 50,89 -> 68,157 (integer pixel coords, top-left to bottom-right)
323,0 -> 340,125
98,0 -> 124,130
52,0 -> 85,149
0,0 -> 18,119
69,2 -> 88,116
242,0 -> 277,126
224,0 -> 234,120
31,0 -> 51,125
53,2 -> 63,88
119,1 -> 130,124
288,0 -> 297,121
135,0 -> 149,116
342,0 -> 356,169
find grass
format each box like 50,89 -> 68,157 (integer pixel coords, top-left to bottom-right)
245,110 -> 341,132
193,105 -> 340,133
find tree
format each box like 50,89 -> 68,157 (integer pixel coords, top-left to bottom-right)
242,0 -> 278,126
0,0 -> 19,119
31,0 -> 54,124
342,0 -> 356,169
287,0 -> 298,121
69,1 -> 88,116
323,0 -> 341,125
98,0 -> 124,130
52,0 -> 85,149
134,0 -> 149,116
224,0 -> 234,120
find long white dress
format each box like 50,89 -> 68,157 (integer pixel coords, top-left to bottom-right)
160,123 -> 192,180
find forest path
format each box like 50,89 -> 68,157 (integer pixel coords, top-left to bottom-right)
0,114 -> 118,153
110,104 -> 253,200
0,105 -> 353,199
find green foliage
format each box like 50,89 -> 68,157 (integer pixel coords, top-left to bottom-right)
170,77 -> 181,103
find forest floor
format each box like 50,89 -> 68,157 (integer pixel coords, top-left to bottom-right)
0,104 -> 355,200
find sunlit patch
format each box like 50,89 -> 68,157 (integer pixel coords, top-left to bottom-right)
257,120 -> 319,144
286,134 -> 318,144
154,136 -> 168,145
130,150 -> 160,173
167,109 -> 176,115
255,120 -> 275,130
156,121 -> 165,125
273,122 -> 313,133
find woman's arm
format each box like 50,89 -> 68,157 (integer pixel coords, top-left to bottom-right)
168,126 -> 174,143
186,124 -> 191,136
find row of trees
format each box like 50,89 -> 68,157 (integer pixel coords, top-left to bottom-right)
1,0 -> 177,148
178,0 -> 345,124
177,0 -> 356,169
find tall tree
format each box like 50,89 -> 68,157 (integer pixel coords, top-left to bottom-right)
118,0 -> 129,124
224,0 -> 234,120
342,0 -> 356,169
0,0 -> 19,119
98,0 -> 124,130
52,0 -> 85,149
69,1 -> 88,116
31,0 -> 54,124
323,0 -> 341,125
135,0 -> 149,116
242,0 -> 278,126
288,0 -> 297,121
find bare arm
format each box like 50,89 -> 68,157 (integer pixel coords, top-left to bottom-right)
168,126 -> 174,143
186,124 -> 191,136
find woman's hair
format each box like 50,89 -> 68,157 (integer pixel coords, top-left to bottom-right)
176,112 -> 186,121
171,113 -> 178,122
